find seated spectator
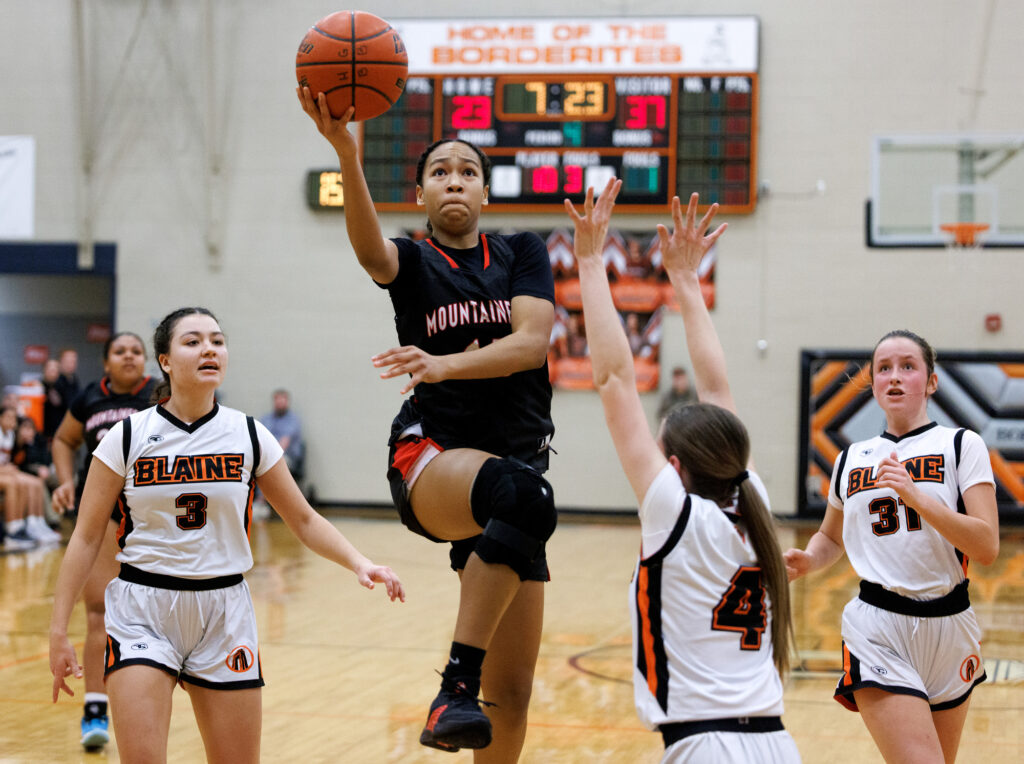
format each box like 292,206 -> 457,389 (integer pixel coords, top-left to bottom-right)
2,409 -> 58,543
1,406 -> 31,549
14,416 -> 54,483
14,416 -> 61,531
1,406 -> 49,548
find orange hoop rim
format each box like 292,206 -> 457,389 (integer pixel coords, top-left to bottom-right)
940,222 -> 990,247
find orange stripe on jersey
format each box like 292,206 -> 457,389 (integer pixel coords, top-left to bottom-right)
636,566 -> 659,699
245,483 -> 255,540
116,496 -> 127,546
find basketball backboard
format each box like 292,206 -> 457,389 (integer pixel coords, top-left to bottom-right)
867,133 -> 1024,247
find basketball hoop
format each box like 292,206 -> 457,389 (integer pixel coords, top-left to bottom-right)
940,222 -> 989,249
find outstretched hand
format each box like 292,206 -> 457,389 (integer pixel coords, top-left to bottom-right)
296,86 -> 358,157
658,193 -> 727,281
564,177 -> 623,264
372,345 -> 447,395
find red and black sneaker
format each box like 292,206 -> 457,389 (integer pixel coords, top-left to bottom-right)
419,675 -> 494,751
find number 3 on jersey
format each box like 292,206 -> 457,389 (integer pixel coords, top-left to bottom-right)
175,493 -> 208,530
711,566 -> 767,649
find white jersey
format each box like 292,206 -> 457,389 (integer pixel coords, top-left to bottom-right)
93,403 -> 283,579
828,423 -> 993,600
630,464 -> 785,729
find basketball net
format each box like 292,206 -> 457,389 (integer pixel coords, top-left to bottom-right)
940,223 -> 987,269
941,222 -> 988,249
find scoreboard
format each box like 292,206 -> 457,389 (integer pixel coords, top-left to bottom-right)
308,16 -> 760,214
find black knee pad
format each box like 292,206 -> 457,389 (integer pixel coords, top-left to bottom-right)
470,457 -> 557,578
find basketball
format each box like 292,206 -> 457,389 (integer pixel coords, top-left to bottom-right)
295,11 -> 408,122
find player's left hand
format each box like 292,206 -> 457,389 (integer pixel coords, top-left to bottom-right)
564,177 -> 622,263
372,345 -> 447,395
875,451 -> 921,504
357,564 -> 406,602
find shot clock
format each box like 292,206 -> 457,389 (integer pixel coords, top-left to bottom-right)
306,16 -> 760,214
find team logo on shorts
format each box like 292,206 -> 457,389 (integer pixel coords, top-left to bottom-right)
871,665 -> 888,676
960,654 -> 980,682
226,645 -> 256,673
130,642 -> 148,651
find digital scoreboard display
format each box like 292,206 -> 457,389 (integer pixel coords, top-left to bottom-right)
308,17 -> 760,214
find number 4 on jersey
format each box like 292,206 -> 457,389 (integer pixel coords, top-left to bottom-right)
711,566 -> 767,649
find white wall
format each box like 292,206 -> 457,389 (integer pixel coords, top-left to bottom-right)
2,1 -> 1021,511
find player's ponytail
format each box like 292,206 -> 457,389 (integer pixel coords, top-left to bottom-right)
151,307 -> 219,403
660,403 -> 793,676
735,478 -> 792,676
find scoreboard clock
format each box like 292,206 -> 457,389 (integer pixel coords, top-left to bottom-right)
307,16 -> 759,214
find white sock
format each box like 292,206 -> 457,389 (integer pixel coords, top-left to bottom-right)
7,519 -> 25,533
84,692 -> 108,704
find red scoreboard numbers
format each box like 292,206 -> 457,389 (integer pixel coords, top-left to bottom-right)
350,73 -> 758,213
623,95 -> 667,130
451,95 -> 492,129
306,18 -> 761,214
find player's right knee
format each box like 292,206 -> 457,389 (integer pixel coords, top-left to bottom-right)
469,457 -> 557,577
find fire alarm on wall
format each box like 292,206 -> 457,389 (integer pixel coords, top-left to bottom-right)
985,313 -> 1002,332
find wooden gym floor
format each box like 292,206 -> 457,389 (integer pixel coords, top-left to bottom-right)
1,513 -> 1022,763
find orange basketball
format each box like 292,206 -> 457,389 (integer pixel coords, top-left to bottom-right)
296,11 -> 408,121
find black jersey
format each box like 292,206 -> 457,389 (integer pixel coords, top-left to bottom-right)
381,233 -> 555,458
68,376 -> 157,498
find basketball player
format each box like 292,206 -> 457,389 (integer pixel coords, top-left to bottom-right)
785,330 -> 998,763
49,307 -> 404,763
50,332 -> 156,751
567,184 -> 800,763
299,87 -> 557,759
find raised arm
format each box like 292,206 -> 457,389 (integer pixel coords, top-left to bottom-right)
659,194 -> 731,412
297,87 -> 398,283
566,179 -> 665,504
